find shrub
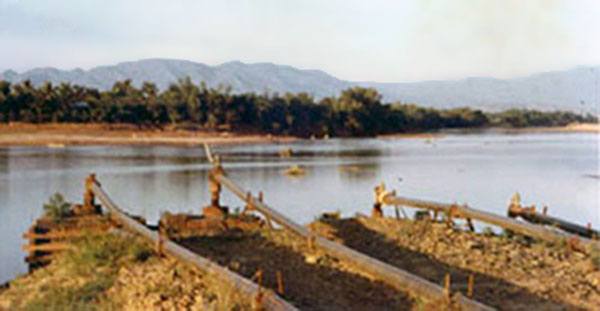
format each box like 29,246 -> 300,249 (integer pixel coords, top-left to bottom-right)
60,232 -> 153,273
43,193 -> 72,222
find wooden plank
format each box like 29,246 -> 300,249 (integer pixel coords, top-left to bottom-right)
35,214 -> 105,225
381,195 -> 599,250
22,242 -> 73,252
25,254 -> 53,264
22,231 -> 89,240
214,174 -> 495,311
91,182 -> 298,311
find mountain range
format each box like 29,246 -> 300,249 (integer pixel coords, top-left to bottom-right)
1,59 -> 598,113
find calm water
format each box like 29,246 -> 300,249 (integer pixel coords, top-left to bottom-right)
0,133 -> 598,283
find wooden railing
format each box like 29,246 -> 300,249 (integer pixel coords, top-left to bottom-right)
375,187 -> 599,251
508,204 -> 599,239
212,171 -> 495,311
90,176 -> 299,311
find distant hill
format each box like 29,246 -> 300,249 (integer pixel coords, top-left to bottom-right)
1,59 -> 598,113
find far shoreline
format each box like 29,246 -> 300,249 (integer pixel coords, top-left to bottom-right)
379,122 -> 599,139
0,122 -> 597,148
0,123 -> 297,147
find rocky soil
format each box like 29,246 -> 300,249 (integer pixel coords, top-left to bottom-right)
308,215 -> 600,311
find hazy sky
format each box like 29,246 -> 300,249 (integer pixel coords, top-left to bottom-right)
1,0 -> 599,82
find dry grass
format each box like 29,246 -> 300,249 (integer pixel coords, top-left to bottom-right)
0,231 -> 253,311
0,232 -> 148,311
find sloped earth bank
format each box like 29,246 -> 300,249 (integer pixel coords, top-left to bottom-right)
177,230 -> 428,311
0,232 -> 252,311
308,215 -> 600,311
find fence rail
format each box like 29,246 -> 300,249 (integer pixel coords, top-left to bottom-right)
508,205 -> 599,239
213,173 -> 495,311
90,179 -> 299,311
378,193 -> 599,250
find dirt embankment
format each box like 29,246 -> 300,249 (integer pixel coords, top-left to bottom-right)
2,214 -> 598,310
0,123 -> 296,147
0,232 -> 251,311
309,215 -> 600,311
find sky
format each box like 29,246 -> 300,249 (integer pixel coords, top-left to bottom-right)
0,0 -> 599,82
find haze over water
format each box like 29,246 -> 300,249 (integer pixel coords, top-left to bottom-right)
0,132 -> 598,283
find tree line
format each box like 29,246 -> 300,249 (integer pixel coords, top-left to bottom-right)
0,78 -> 596,137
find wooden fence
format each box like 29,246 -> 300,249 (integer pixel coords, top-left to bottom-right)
90,177 -> 299,311
212,171 -> 495,311
375,188 -> 599,251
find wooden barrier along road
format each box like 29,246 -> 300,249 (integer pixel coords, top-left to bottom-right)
90,179 -> 299,311
377,191 -> 600,251
213,172 -> 496,311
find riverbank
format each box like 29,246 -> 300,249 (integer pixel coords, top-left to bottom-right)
488,122 -> 600,134
0,123 -> 296,147
1,214 -> 598,310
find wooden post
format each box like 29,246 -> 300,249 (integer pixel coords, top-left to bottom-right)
371,203 -> 383,218
276,270 -> 285,296
308,235 -> 316,253
466,218 -> 475,232
446,205 -> 458,229
84,174 -> 97,210
208,156 -> 225,209
443,273 -> 451,299
209,177 -> 222,208
372,183 -> 385,218
467,274 -> 474,297
157,217 -> 166,257
253,268 -> 264,311
265,215 -> 274,230
27,224 -> 36,268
